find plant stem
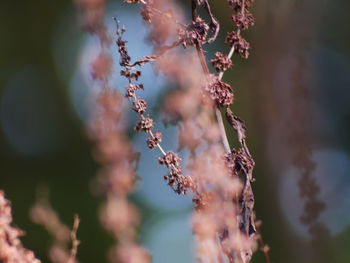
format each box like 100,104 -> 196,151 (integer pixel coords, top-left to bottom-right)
191,1 -> 231,153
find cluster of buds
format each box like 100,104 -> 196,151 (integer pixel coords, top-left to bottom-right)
116,25 -> 156,135
163,169 -> 193,195
159,152 -> 194,195
211,52 -> 233,72
136,116 -> 154,132
228,0 -> 254,10
84,6 -> 151,263
116,22 -> 193,197
178,16 -> 209,48
133,99 -> 148,114
146,131 -> 162,149
225,31 -> 250,59
232,12 -> 255,30
126,83 -> 144,98
224,0 -> 255,59
158,151 -> 181,168
116,26 -> 131,66
0,191 -> 41,263
206,76 -> 234,107
120,68 -> 141,81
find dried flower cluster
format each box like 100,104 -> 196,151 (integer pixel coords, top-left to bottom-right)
91,63 -> 150,263
188,2 -> 261,260
146,131 -> 162,149
77,0 -> 266,262
0,190 -> 40,263
211,52 -> 233,72
232,12 -> 254,30
206,75 -> 234,106
0,1 -> 267,263
89,51 -> 150,263
74,0 -> 150,262
116,0 -> 265,262
30,198 -> 80,263
178,16 -> 209,48
115,22 -> 195,195
225,31 -> 250,59
224,0 -> 254,60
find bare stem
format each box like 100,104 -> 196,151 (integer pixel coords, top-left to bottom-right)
218,43 -> 236,80
215,108 -> 231,153
149,130 -> 166,156
67,215 -> 80,263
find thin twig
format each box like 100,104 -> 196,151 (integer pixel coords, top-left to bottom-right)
127,40 -> 182,67
67,215 -> 80,263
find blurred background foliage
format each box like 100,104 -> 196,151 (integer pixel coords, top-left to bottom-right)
0,0 -> 350,262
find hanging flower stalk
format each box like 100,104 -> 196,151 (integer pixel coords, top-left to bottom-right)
74,0 -> 150,262
116,0 -> 269,262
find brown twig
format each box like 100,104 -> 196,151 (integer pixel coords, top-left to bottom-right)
127,40 -> 182,67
